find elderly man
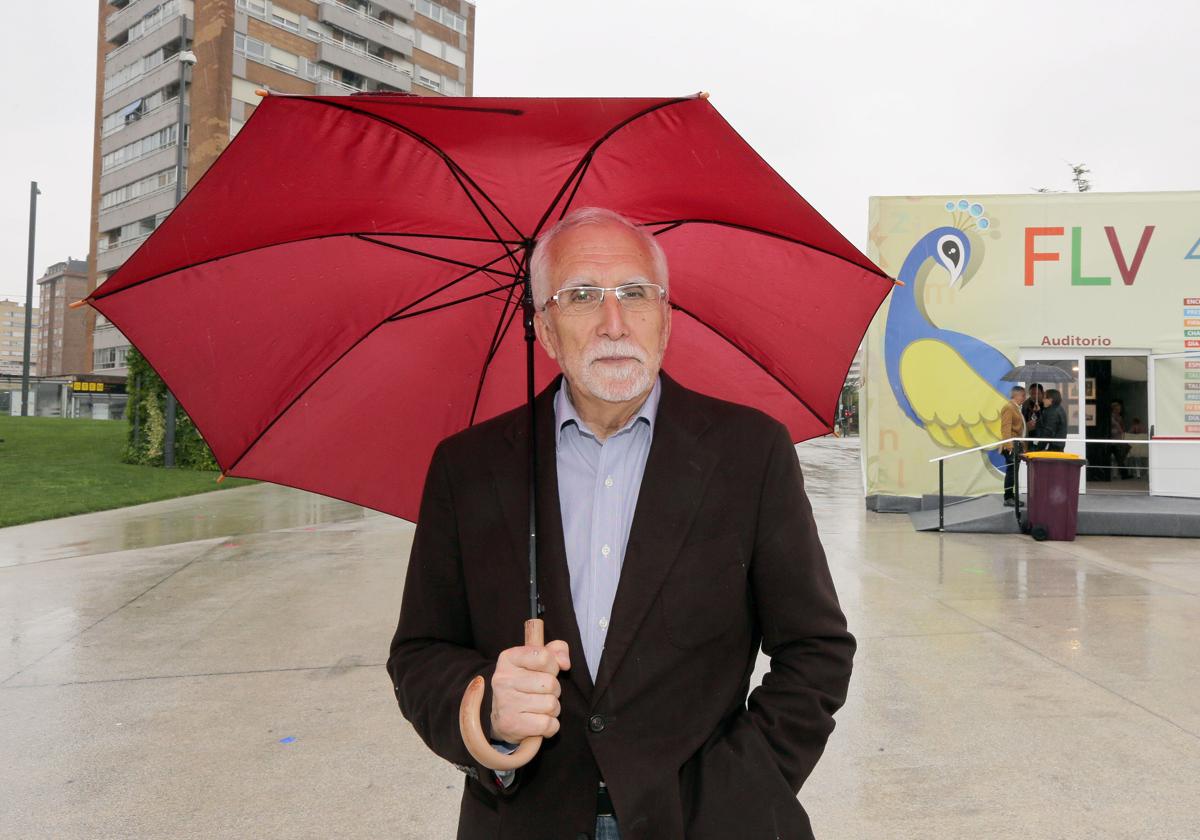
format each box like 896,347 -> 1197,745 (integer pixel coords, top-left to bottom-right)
387,208 -> 854,840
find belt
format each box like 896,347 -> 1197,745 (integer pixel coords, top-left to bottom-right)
597,781 -> 615,818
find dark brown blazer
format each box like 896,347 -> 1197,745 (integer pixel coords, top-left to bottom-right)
387,374 -> 855,840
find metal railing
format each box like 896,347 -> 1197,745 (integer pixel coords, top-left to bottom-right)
102,94 -> 179,138
928,436 -> 1200,532
105,2 -> 182,62
317,33 -> 412,76
318,0 -> 404,35
317,77 -> 366,93
104,51 -> 185,100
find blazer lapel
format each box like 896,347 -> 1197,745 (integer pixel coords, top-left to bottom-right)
492,376 -> 594,701
591,376 -> 718,701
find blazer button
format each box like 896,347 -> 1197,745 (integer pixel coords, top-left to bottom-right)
588,714 -> 606,733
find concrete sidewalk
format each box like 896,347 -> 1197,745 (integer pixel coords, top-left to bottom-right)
2,438 -> 1198,838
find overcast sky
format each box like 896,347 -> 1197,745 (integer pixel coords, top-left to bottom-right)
2,0 -> 1196,308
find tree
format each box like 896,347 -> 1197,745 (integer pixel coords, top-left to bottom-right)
1033,162 -> 1094,194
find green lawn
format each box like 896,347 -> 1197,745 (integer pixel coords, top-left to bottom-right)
0,414 -> 256,528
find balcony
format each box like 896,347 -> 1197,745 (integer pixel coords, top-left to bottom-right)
105,0 -> 153,38
371,0 -> 415,20
96,234 -> 154,274
317,78 -> 364,96
108,13 -> 191,69
98,184 -> 178,232
100,144 -> 180,195
317,1 -> 413,57
104,53 -> 185,106
100,97 -> 182,156
317,40 -> 412,91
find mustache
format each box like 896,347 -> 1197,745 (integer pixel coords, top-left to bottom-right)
584,340 -> 647,366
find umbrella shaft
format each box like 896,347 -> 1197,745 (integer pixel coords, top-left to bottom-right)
523,268 -> 540,621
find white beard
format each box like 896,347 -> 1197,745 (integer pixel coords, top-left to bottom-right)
568,338 -> 658,403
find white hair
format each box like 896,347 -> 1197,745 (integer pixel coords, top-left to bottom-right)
529,207 -> 669,308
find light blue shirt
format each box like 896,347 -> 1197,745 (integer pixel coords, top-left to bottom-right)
555,376 -> 661,681
493,376 -> 661,783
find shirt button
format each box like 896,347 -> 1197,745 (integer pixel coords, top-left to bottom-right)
601,544 -> 610,557
604,476 -> 613,488
598,617 -> 608,630
588,714 -> 606,733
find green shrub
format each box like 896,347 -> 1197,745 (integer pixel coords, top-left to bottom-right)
124,347 -> 220,470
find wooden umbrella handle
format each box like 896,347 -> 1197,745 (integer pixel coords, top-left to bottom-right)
459,618 -> 545,771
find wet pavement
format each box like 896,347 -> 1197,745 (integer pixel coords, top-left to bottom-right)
1,437 -> 1197,838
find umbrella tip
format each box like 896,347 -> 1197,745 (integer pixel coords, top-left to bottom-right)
892,279 -> 906,287
698,91 -> 711,100
217,472 -> 227,484
68,298 -> 90,310
255,88 -> 270,98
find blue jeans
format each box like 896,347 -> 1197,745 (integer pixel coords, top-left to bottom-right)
595,814 -> 620,840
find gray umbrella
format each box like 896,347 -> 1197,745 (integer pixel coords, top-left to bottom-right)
1001,363 -> 1074,384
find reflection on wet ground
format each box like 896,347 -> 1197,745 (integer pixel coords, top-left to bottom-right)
0,483 -> 371,567
0,437 -> 1197,839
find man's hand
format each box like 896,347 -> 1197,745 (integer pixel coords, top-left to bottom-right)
489,640 -> 570,743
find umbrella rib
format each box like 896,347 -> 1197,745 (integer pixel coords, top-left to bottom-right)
530,95 -> 697,239
289,96 -> 528,247
643,218 -> 891,280
354,234 -> 520,278
87,231 -> 524,304
669,300 -> 829,430
221,253 -> 522,477
468,248 -> 529,424
381,243 -> 525,322
646,221 -> 686,237
341,97 -> 526,116
386,279 -> 523,322
468,286 -> 524,427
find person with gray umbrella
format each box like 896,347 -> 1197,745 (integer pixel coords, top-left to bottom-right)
1038,389 -> 1068,452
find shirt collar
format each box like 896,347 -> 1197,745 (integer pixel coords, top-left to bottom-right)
555,375 -> 661,442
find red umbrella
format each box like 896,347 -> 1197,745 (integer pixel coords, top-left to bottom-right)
81,92 -> 888,519
78,92 -> 892,767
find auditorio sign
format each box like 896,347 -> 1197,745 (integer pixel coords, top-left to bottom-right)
861,190 -> 1200,504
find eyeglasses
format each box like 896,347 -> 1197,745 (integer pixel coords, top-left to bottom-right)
544,282 -> 666,316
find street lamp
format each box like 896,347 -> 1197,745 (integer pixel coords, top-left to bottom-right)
21,181 -> 40,416
163,45 -> 196,467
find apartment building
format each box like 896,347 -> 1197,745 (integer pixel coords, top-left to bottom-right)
36,258 -> 92,376
0,299 -> 40,377
89,0 -> 476,377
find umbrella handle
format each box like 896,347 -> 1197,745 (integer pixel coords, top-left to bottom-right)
459,618 -> 545,771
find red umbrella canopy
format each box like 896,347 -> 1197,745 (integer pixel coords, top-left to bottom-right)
88,93 -> 891,521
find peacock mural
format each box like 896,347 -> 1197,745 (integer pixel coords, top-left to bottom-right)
883,200 -> 1014,473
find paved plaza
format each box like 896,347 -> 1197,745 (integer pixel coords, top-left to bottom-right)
1,438 -> 1197,839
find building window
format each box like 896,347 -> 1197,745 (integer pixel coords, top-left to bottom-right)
99,168 -> 176,211
306,20 -> 332,41
416,0 -> 467,34
103,41 -> 181,96
102,83 -> 180,136
237,0 -> 268,19
416,31 -> 466,68
271,5 -> 301,33
101,124 -> 179,172
416,67 -> 441,90
101,215 -> 160,251
415,67 -> 464,95
117,0 -> 181,47
234,32 -> 268,62
94,346 -> 129,370
270,46 -> 300,72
